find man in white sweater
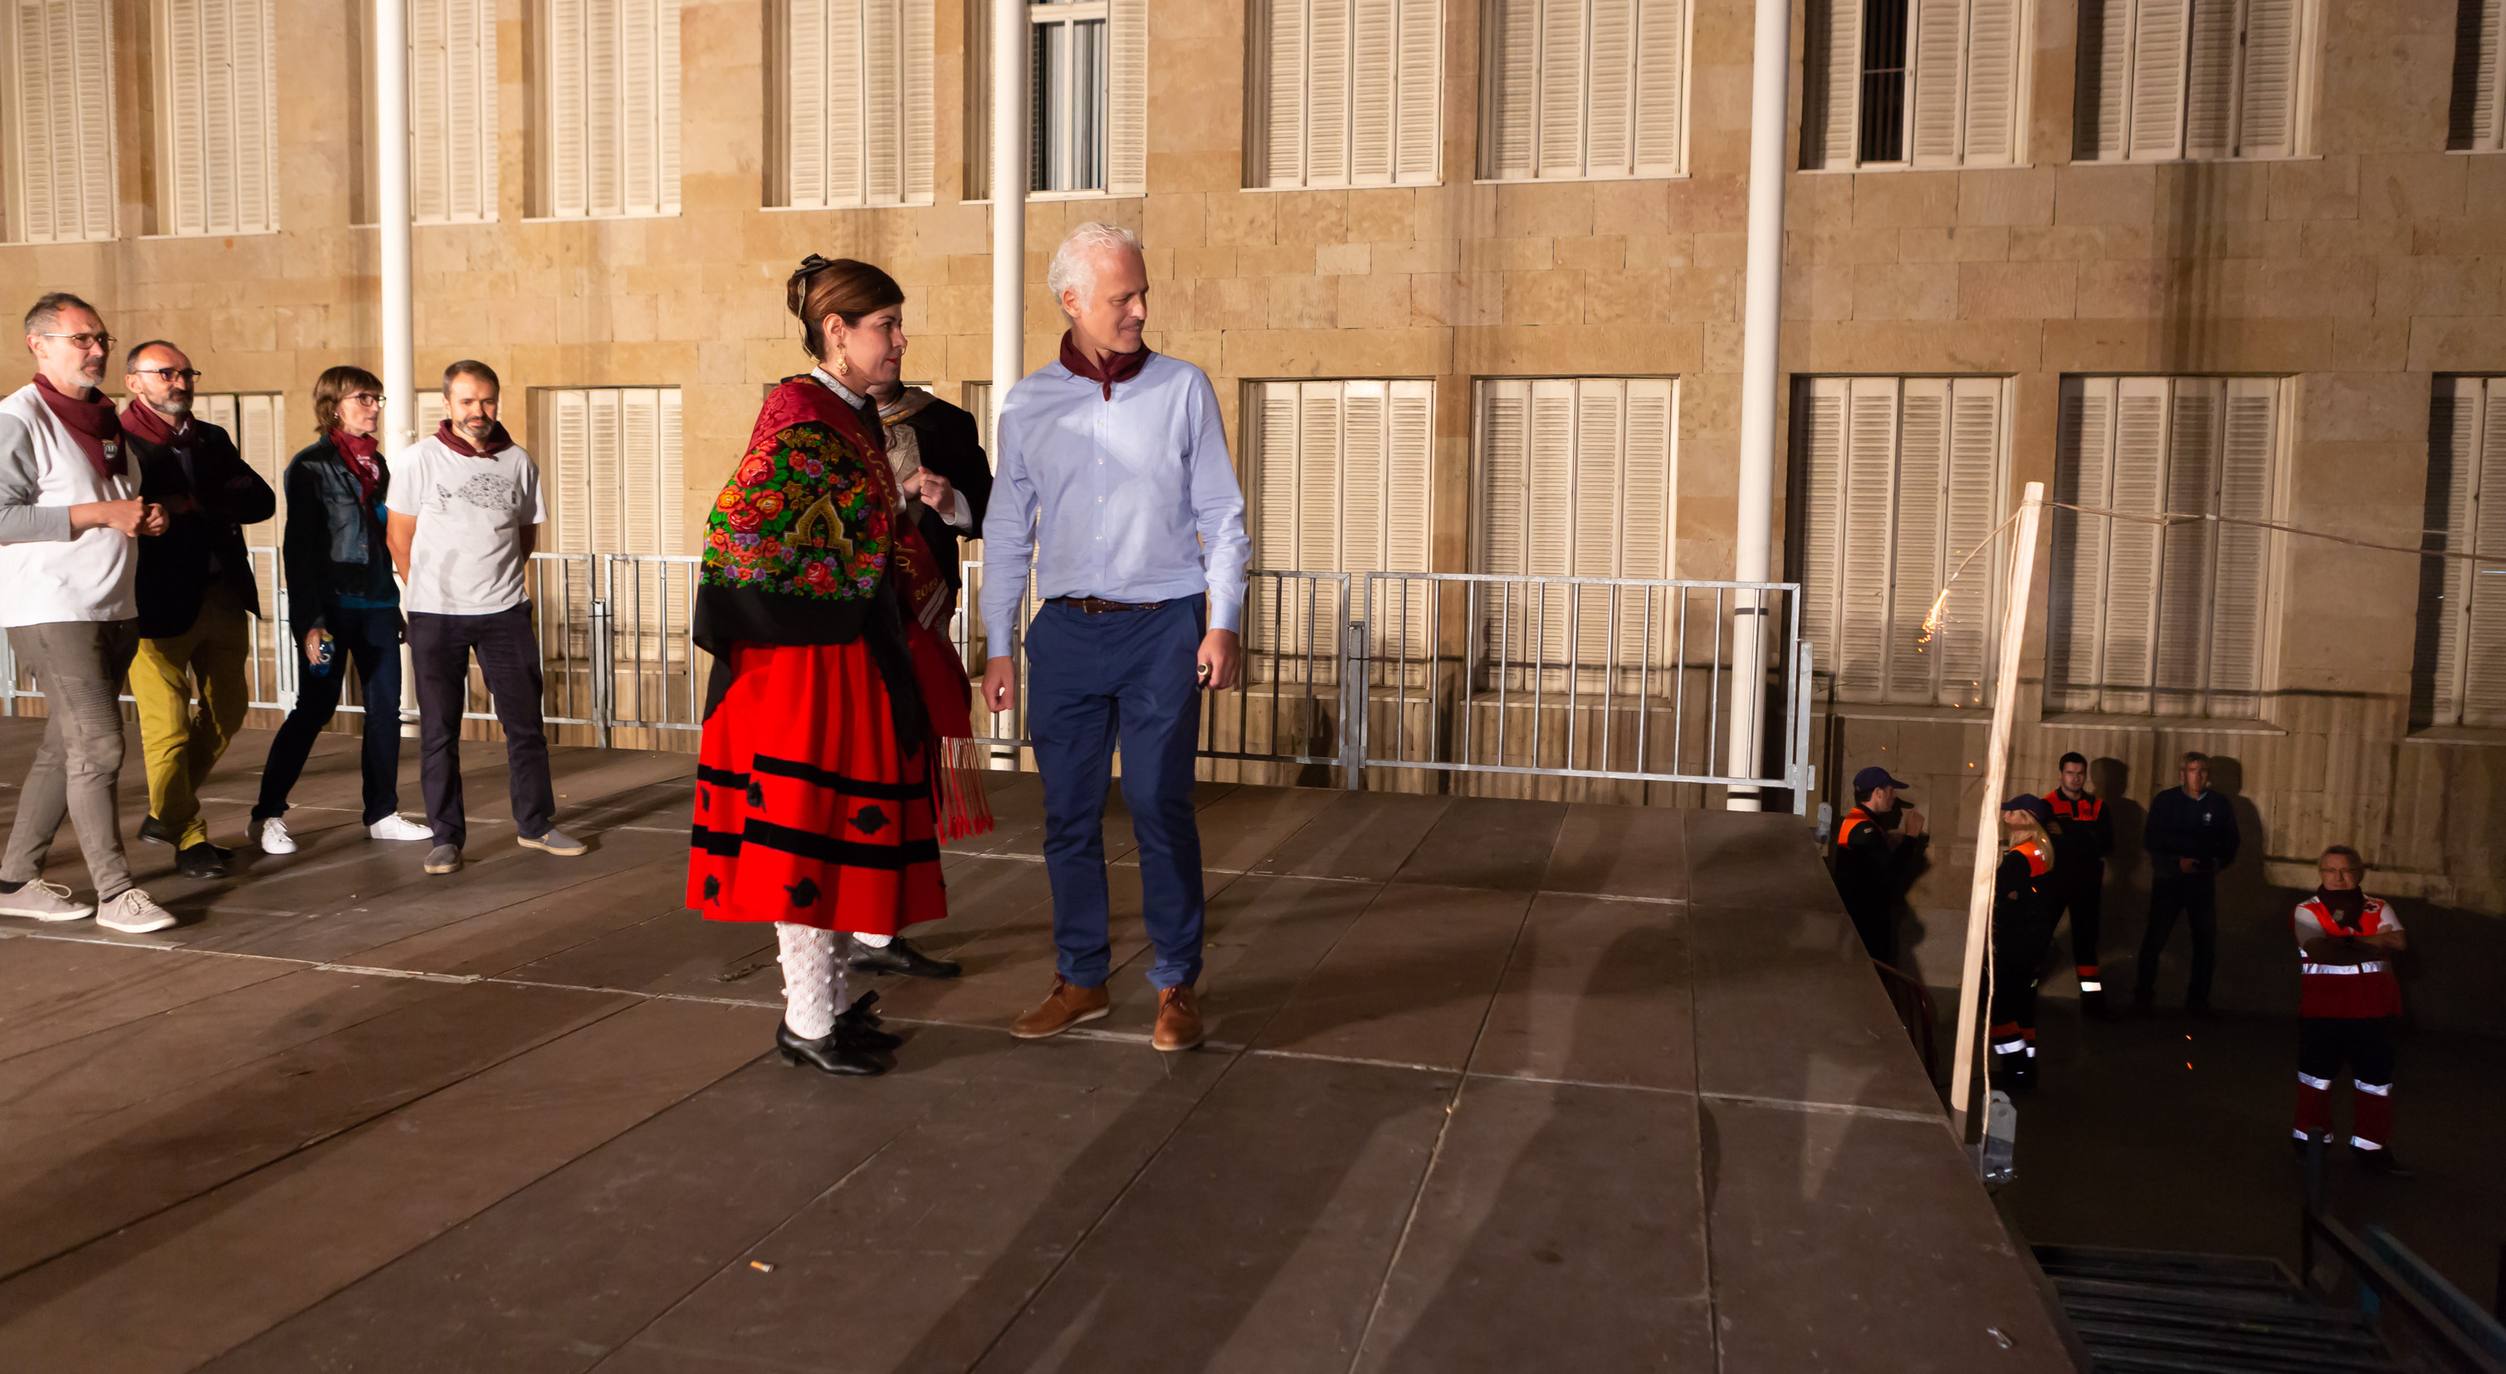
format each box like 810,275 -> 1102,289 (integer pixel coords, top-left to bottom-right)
0,293 -> 178,934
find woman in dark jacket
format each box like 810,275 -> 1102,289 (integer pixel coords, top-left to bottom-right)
247,366 -> 433,855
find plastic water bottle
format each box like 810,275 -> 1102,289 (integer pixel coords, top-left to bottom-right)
1979,1089 -> 2019,1187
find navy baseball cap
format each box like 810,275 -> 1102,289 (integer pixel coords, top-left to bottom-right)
2001,794 -> 2054,822
1853,766 -> 1911,792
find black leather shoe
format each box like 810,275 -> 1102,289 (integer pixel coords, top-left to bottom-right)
834,990 -> 905,1052
845,934 -> 962,979
139,816 -> 177,847
176,842 -> 230,879
2354,1146 -> 2415,1178
775,1020 -> 889,1076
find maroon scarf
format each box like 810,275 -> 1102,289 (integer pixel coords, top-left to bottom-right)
32,374 -> 124,481
435,417 -> 514,457
117,396 -> 190,450
2315,886 -> 2367,930
332,428 -> 384,504
1058,330 -> 1152,400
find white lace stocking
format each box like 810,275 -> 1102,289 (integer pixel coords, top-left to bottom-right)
776,924 -> 847,1040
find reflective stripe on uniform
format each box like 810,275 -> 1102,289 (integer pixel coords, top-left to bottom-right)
2299,961 -> 2389,975
1991,1040 -> 2027,1055
2297,1071 -> 2333,1090
2077,978 -> 2103,993
2350,1136 -> 2384,1151
2353,1079 -> 2392,1097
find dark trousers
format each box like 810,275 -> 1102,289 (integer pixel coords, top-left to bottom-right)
255,606 -> 406,826
2296,1016 -> 2398,1146
407,603 -> 554,849
2135,871 -> 2218,1008
1025,599 -> 1206,990
2057,868 -> 2105,984
1844,888 -> 1896,967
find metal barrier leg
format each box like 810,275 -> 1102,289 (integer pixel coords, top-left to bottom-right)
1339,617 -> 1367,790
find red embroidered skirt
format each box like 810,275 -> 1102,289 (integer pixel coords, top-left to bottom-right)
687,641 -> 948,934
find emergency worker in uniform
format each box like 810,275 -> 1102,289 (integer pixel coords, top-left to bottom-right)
2045,751 -> 2113,1017
2290,845 -> 2411,1177
1831,765 -> 1927,966
1988,794 -> 2062,1093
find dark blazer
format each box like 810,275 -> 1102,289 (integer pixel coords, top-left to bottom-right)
2145,786 -> 2239,874
893,397 -> 992,591
279,435 -> 398,638
126,417 -> 275,639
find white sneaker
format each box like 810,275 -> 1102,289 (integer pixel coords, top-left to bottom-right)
256,816 -> 298,855
96,888 -> 178,934
0,879 -> 94,923
367,814 -> 433,842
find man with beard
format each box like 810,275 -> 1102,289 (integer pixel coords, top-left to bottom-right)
386,359 -> 584,877
0,293 -> 177,933
120,339 -> 275,879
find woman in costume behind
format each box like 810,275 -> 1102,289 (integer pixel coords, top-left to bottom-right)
688,256 -> 986,1076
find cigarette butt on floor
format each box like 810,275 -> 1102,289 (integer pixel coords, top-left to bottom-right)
749,1261 -> 776,1274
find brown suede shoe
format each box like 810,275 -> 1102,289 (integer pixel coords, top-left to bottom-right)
1010,977 -> 1111,1040
1151,984 -> 1205,1052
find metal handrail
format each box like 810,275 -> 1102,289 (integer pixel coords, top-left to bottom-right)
2299,1209 -> 2506,1373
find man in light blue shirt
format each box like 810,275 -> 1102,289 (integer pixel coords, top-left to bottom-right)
982,222 -> 1251,1054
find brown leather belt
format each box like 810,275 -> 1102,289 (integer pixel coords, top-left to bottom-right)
1050,595 -> 1166,614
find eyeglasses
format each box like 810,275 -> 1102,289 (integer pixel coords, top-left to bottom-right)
36,331 -> 113,353
345,392 -> 386,406
2318,866 -> 2362,877
131,367 -> 203,383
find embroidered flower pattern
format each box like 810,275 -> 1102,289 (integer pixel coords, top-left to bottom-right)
701,420 -> 887,599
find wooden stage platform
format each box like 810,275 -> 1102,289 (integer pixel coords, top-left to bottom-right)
0,718 -> 2071,1371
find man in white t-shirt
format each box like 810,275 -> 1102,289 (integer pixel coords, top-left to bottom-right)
385,360 -> 584,876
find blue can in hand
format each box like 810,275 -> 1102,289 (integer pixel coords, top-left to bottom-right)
310,631 -> 337,678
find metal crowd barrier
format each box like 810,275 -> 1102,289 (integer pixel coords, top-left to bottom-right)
1,553 -> 1814,807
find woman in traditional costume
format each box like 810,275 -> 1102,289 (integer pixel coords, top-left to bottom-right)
688,256 -> 988,1076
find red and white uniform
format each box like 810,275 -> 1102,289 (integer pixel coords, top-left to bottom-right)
2291,895 -> 2403,1020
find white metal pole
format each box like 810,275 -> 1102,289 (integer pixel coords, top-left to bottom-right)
990,0 -> 1024,413
376,0 -> 414,451
1722,0 -> 1792,812
1948,481 -> 2047,1139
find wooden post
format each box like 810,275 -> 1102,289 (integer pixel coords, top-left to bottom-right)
1949,481 -> 2046,1140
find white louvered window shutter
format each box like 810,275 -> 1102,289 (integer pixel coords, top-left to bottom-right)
1252,383 -> 1303,652
5,0 -> 116,243
543,0 -> 679,217
1385,382 -> 1435,660
2049,377 -> 2114,711
1297,382 -> 1346,657
2054,376 -> 2276,719
154,0 -> 278,235
1888,380 -> 1948,696
2076,0 -> 2133,160
1794,379 -> 1849,704
1525,380 -> 1578,665
1106,0 -> 1147,194
410,0 -> 497,224
1254,0 -> 1437,188
2424,378 -> 2506,727
1570,382 -> 1625,665
1247,381 -> 1432,669
1803,0 -> 1860,169
1476,381 -> 1532,662
780,0 -> 935,208
1805,377 -> 2007,707
2089,0 -> 2310,162
2451,0 -> 2505,151
1959,0 -> 2020,165
2126,0 -> 2189,160
2180,0 -> 2238,158
1483,0 -> 1687,180
1617,378 -> 1675,669
1909,0 -> 1967,166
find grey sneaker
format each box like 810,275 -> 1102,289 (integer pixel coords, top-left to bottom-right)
423,844 -> 462,876
0,879 -> 94,923
517,828 -> 587,857
95,888 -> 178,934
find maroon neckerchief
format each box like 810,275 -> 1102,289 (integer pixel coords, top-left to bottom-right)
32,374 -> 124,480
1057,330 -> 1151,400
2315,886 -> 2367,931
117,395 -> 190,450
435,417 -> 514,457
332,428 -> 384,504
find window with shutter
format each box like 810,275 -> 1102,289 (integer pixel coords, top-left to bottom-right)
1249,0 -> 1441,188
966,0 -> 1145,197
1247,379 -> 1436,670
1801,0 -> 2022,169
539,387 -> 686,644
2048,375 -> 2282,719
775,0 -> 936,207
2418,377 -> 2506,728
1473,377 -> 1678,684
3,0 -> 116,243
2449,0 -> 2506,150
152,0 -> 279,235
191,393 -> 286,549
407,0 -> 497,223
1480,0 -> 1689,180
539,0 -> 680,217
2075,0 -> 2316,162
1790,375 -> 2010,708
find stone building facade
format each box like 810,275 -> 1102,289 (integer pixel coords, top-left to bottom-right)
3,0 -> 2501,1024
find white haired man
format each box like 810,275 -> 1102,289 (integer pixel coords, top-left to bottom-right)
981,222 -> 1251,1052
0,293 -> 177,933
